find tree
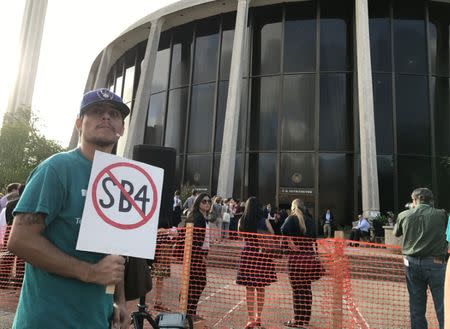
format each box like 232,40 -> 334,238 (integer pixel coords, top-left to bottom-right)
0,106 -> 64,190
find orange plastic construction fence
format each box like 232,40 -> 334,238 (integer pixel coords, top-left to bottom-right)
0,227 -> 442,328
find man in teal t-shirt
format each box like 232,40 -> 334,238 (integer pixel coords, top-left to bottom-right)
8,89 -> 130,329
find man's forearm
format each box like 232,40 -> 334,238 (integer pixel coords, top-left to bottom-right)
8,213 -> 93,282
114,278 -> 126,304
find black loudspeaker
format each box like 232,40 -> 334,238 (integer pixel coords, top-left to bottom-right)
132,145 -> 176,229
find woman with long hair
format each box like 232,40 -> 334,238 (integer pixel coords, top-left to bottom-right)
185,192 -> 212,321
236,197 -> 277,328
281,198 -> 316,328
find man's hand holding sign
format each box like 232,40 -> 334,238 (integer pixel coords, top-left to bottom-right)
77,151 -> 164,293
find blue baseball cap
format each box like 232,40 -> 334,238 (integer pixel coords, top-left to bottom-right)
80,88 -> 130,119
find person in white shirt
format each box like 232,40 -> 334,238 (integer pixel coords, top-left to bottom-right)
0,183 -> 20,213
350,214 -> 370,241
222,207 -> 231,239
321,209 -> 334,238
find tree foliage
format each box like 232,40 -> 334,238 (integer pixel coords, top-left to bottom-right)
0,107 -> 64,190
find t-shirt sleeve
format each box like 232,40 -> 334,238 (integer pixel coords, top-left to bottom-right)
14,162 -> 65,226
446,215 -> 450,243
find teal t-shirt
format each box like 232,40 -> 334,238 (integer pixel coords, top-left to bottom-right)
12,149 -> 113,329
446,215 -> 450,242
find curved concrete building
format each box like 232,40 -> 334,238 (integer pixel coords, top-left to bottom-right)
78,0 -> 450,227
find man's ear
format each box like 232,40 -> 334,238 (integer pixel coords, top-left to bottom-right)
117,124 -> 125,137
75,116 -> 83,134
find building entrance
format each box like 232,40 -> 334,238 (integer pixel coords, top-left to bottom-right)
278,193 -> 315,221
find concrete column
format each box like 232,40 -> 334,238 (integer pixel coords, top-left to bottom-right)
355,0 -> 380,218
6,0 -> 47,116
93,46 -> 113,89
123,18 -> 164,159
217,0 -> 249,198
69,49 -> 110,149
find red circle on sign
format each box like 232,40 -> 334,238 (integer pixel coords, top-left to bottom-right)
92,162 -> 158,230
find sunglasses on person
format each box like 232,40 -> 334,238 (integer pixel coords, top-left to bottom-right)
201,199 -> 212,204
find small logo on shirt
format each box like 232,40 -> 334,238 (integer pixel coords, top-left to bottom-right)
81,189 -> 87,197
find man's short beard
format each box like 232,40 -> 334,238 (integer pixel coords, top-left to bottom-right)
88,137 -> 116,147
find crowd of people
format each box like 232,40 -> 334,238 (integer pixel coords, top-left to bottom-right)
174,192 -> 321,328
174,188 -> 449,329
176,190 -> 292,243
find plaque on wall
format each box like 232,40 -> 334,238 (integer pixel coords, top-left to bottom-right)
196,186 -> 209,193
280,187 -> 314,195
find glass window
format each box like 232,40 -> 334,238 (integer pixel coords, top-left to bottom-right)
320,0 -> 353,71
284,2 -> 316,73
377,155 -> 394,213
233,153 -> 243,200
145,92 -> 166,146
251,5 -> 282,75
187,83 -> 216,153
151,32 -> 171,93
164,87 -> 188,153
319,153 -> 354,228
368,0 -> 391,72
175,156 -> 183,189
319,73 -> 353,151
215,81 -> 228,152
372,74 -> 393,154
242,22 -> 251,78
185,155 -> 211,190
397,156 -> 432,206
212,153 -> 242,199
212,154 -> 220,196
193,17 -> 220,84
280,153 -> 315,188
123,66 -> 135,107
437,157 -> 450,211
429,2 -> 450,77
220,12 -> 236,81
395,75 -> 430,155
432,78 -> 450,156
115,74 -> 123,97
248,153 -> 276,206
237,79 -> 248,152
281,74 -> 315,150
170,25 -> 193,88
393,0 -> 427,74
249,76 -> 281,151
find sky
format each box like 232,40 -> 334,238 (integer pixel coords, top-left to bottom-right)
0,0 -> 179,147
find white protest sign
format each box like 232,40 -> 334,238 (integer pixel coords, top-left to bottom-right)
76,150 -> 164,259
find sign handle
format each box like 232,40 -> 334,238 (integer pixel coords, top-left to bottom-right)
106,284 -> 115,294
